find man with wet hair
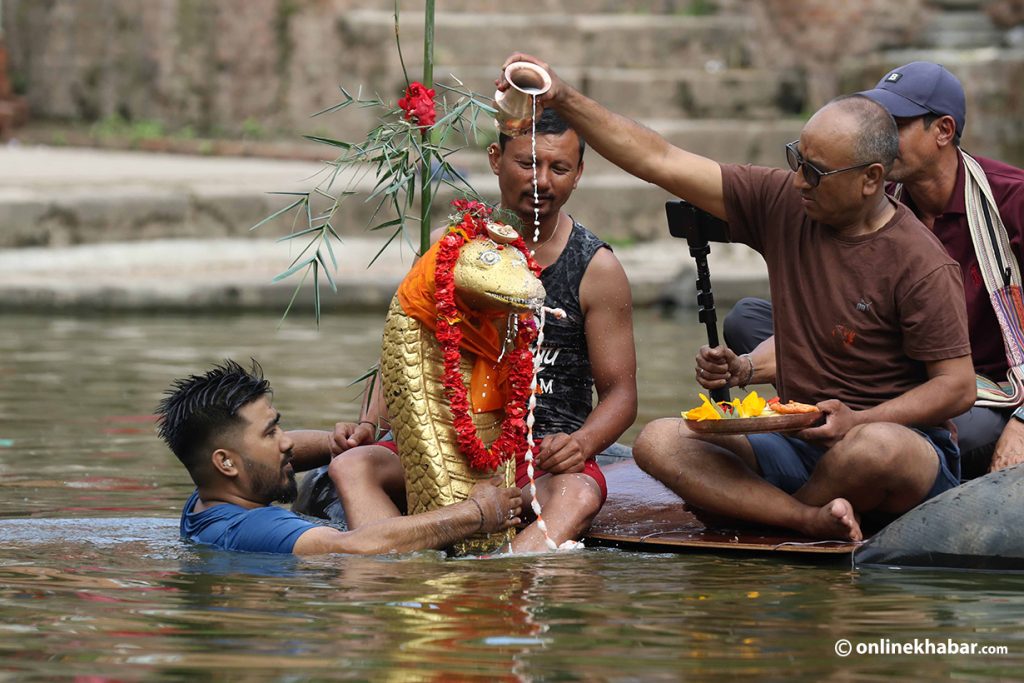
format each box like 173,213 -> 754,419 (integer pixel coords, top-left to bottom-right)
498,54 -> 975,541
157,359 -> 522,555
723,62 -> 1024,480
328,108 -> 637,552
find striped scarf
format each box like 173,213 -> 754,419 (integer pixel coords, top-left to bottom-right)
960,150 -> 1024,406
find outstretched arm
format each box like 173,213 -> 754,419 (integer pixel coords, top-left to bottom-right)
500,53 -> 726,220
537,249 -> 637,472
291,481 -> 522,555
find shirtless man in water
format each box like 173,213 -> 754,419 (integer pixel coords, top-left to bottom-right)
498,54 -> 976,541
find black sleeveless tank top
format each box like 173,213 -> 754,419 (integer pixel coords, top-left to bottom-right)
533,220 -> 610,437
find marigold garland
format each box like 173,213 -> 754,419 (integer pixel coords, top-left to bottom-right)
436,199 -> 542,471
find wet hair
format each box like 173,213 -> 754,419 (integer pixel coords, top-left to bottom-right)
828,94 -> 899,174
155,359 -> 271,475
498,108 -> 586,163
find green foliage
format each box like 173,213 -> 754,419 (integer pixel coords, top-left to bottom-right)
241,117 -> 266,139
680,0 -> 716,16
90,115 -> 165,144
254,79 -> 495,325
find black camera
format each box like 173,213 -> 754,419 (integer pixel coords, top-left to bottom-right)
665,200 -> 730,244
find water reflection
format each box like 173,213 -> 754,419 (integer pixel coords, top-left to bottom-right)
1,312 -> 1022,679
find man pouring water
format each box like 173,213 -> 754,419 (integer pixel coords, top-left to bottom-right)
495,53 -> 975,540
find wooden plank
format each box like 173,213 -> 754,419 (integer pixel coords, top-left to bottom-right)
584,461 -> 857,556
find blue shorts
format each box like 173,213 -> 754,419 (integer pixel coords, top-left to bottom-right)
748,426 -> 961,501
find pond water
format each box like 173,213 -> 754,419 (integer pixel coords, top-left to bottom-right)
1,310 -> 1021,680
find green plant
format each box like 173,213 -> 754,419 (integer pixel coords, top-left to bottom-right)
252,0 -> 496,324
240,117 -> 266,139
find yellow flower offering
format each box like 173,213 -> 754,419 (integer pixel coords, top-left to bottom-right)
683,393 -> 723,421
683,390 -> 768,421
731,390 -> 767,418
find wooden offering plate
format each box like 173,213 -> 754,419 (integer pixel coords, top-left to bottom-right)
686,411 -> 822,435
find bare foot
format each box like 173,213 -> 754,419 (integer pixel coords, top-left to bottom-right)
803,498 -> 862,541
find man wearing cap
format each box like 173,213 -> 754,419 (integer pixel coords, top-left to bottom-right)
720,62 -> 1024,479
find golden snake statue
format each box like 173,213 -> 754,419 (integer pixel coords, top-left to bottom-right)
380,219 -> 545,555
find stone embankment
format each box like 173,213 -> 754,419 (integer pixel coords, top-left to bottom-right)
0,144 -> 767,312
0,0 -> 1020,311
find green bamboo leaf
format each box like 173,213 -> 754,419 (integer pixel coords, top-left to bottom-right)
367,225 -> 404,268
272,256 -> 316,282
303,134 -> 354,149
323,227 -> 339,268
316,251 -> 338,292
311,87 -> 356,117
441,162 -> 473,191
274,224 -> 327,242
277,267 -> 311,329
282,237 -> 319,269
312,260 -> 321,326
369,217 -> 404,232
349,363 -> 380,387
250,197 -> 305,232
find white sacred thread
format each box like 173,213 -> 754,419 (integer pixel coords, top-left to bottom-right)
531,94 -> 541,244
513,304 -> 582,553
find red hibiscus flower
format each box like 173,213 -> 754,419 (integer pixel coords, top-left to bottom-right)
398,82 -> 436,128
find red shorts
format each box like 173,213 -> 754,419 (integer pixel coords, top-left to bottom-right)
514,438 -> 607,503
375,438 -> 398,454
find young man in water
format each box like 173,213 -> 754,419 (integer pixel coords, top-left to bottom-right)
156,359 -> 521,554
329,110 -> 637,552
497,54 -> 975,541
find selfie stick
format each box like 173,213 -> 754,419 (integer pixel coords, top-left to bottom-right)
665,201 -> 730,404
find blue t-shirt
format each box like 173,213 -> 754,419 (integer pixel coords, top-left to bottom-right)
180,490 -> 318,554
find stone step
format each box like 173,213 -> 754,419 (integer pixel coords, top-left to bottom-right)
315,65 -> 804,145
838,47 -> 1024,165
341,10 -> 756,72
916,10 -> 1003,49
337,0 -> 728,14
0,234 -> 768,313
453,118 -> 806,173
0,113 -> 806,249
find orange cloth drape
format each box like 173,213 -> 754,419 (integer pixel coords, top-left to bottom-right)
396,240 -> 509,413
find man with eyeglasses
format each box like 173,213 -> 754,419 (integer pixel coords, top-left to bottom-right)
723,62 -> 1024,481
498,53 -> 975,541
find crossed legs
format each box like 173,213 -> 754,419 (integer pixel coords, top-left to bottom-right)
633,418 -> 942,541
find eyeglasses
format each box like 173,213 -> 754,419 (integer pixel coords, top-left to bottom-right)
784,141 -> 876,188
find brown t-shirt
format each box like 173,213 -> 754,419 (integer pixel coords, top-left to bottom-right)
721,164 -> 971,412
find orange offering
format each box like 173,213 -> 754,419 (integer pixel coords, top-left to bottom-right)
766,397 -> 820,415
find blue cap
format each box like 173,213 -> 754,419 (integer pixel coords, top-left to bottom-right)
858,61 -> 966,137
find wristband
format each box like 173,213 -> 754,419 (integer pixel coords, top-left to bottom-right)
358,420 -> 387,440
1013,405 -> 1024,422
467,497 -> 485,533
738,353 -> 755,388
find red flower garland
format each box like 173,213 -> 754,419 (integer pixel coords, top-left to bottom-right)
398,82 -> 436,128
435,200 -> 541,471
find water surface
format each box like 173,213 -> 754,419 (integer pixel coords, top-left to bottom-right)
1,311 -> 1020,680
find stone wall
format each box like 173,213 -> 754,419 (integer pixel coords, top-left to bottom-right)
4,0 -> 1024,163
